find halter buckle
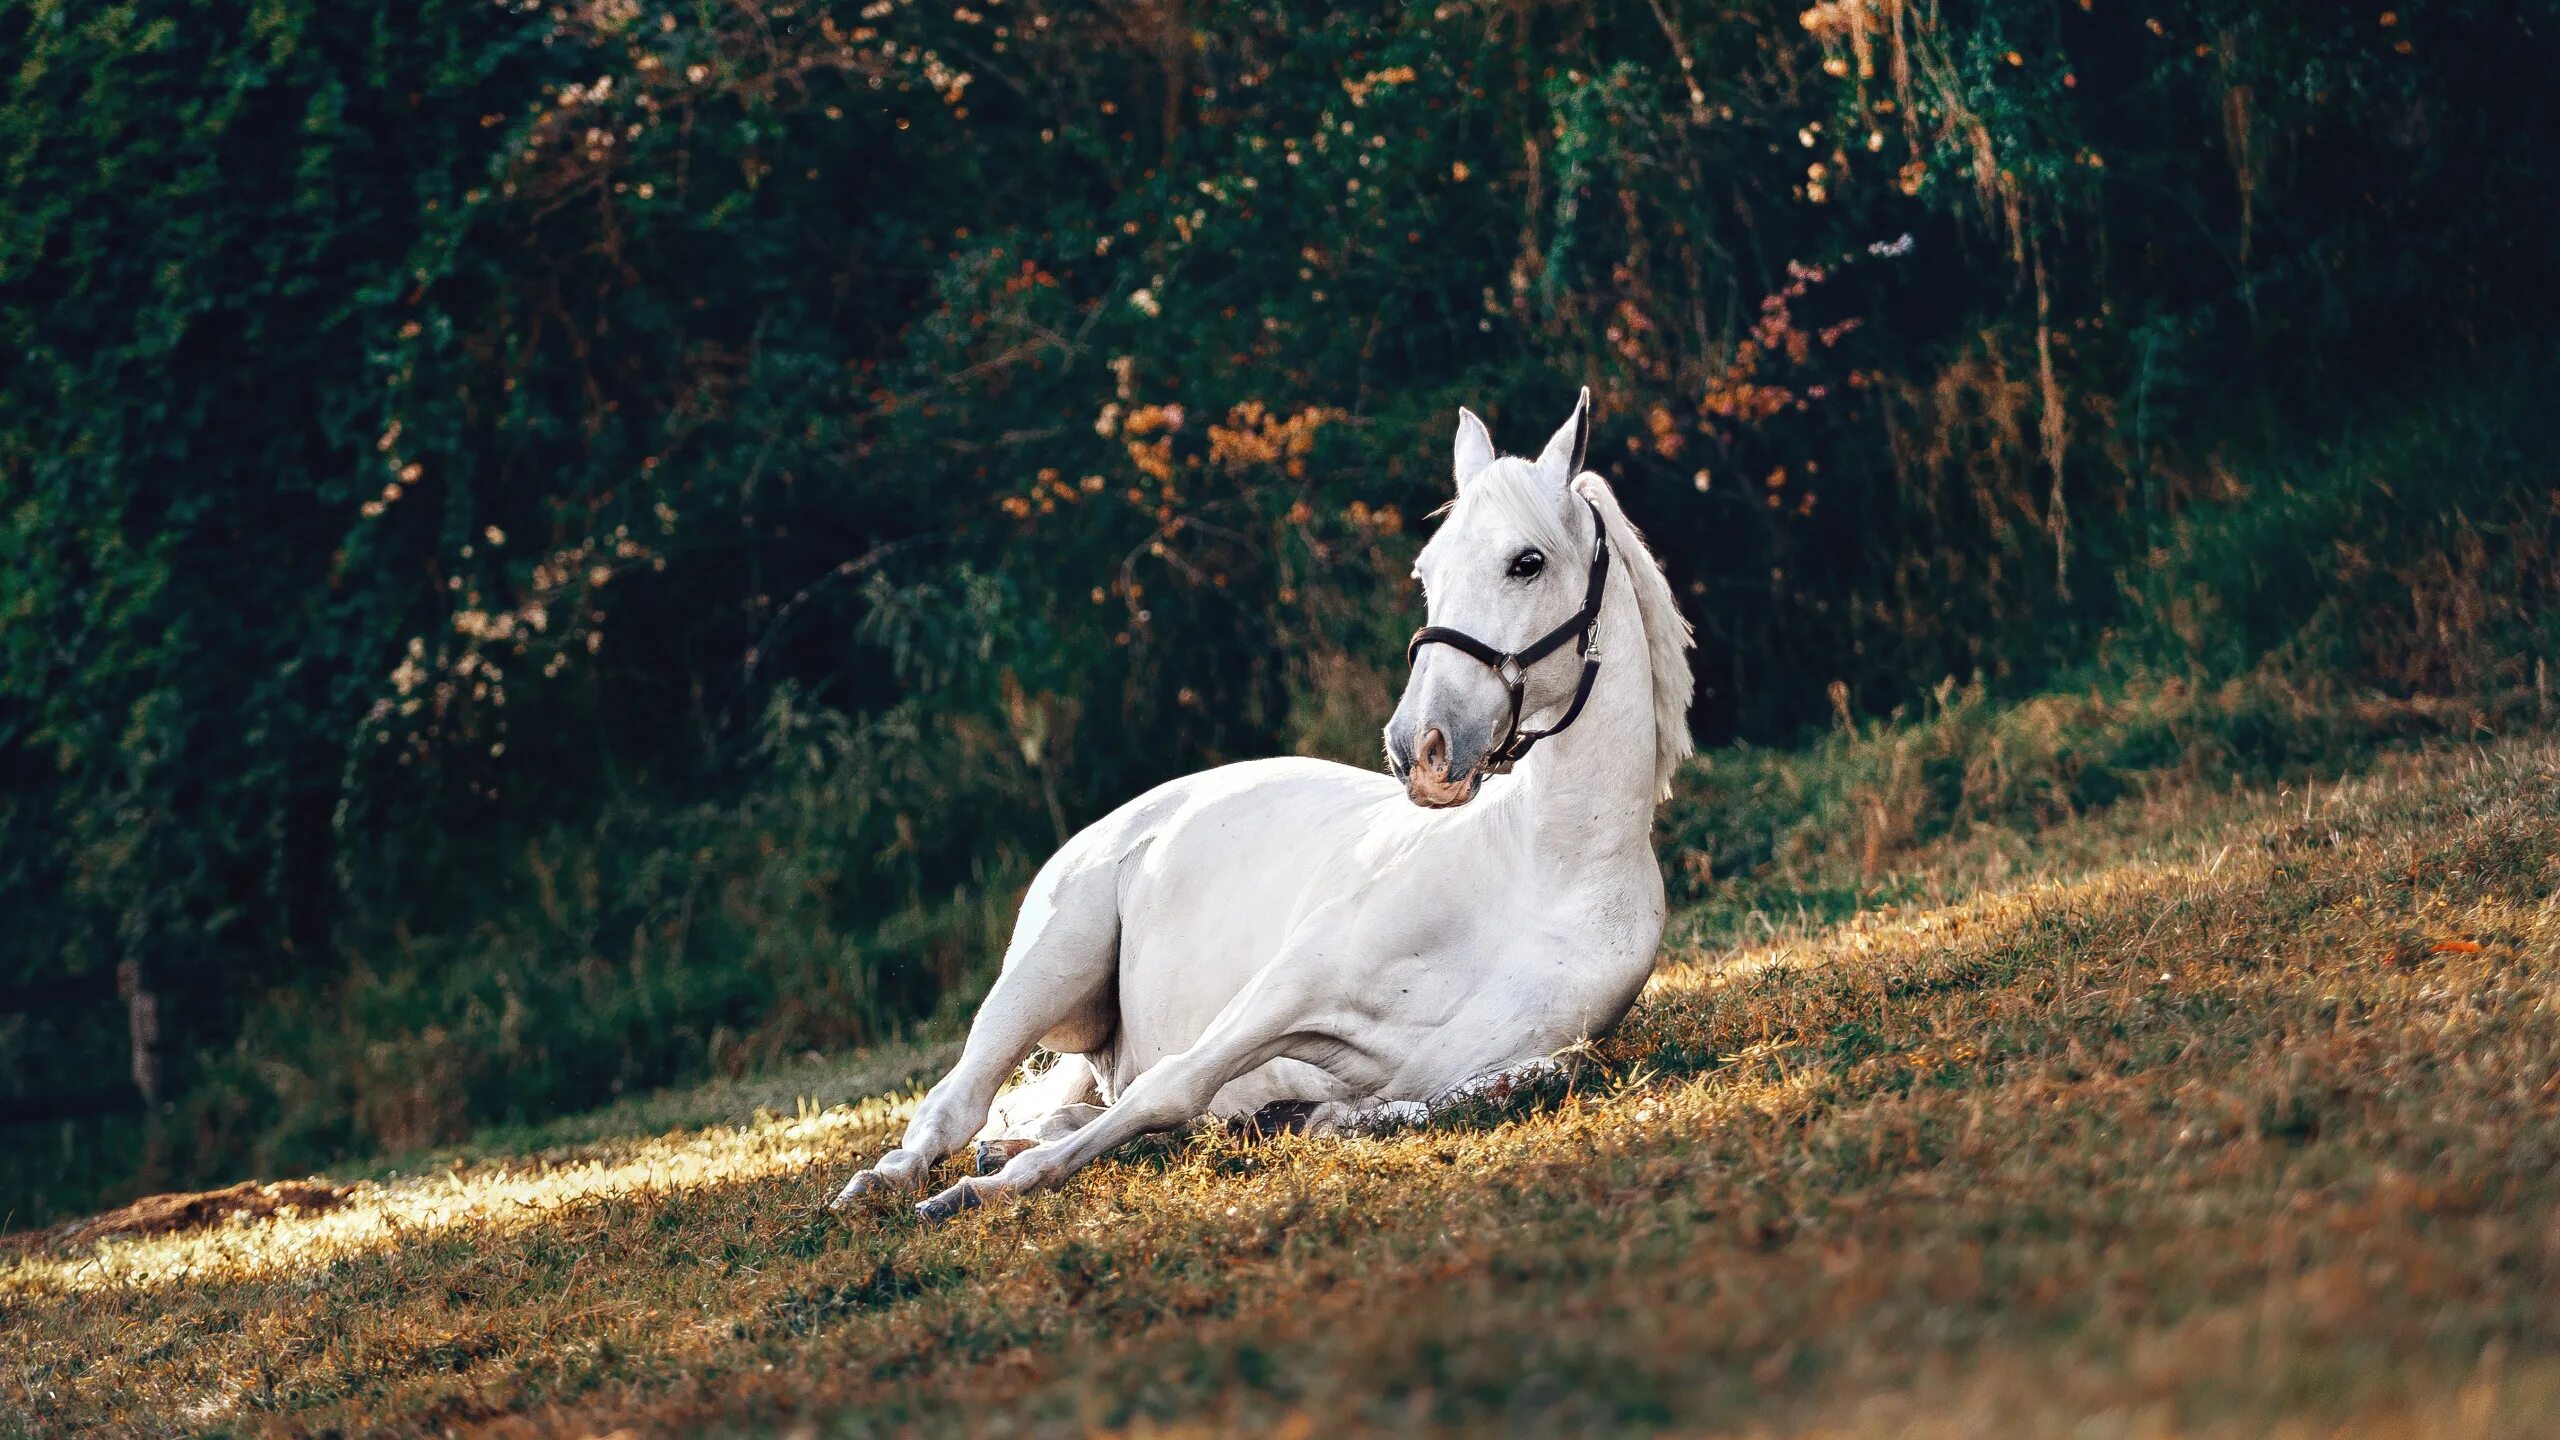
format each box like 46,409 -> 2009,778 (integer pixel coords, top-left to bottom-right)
1498,656 -> 1525,688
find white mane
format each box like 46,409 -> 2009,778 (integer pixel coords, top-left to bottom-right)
1572,469 -> 1696,799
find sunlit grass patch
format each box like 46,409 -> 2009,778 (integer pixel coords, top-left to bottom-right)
3,1092 -> 912,1300
4,737 -> 2556,1437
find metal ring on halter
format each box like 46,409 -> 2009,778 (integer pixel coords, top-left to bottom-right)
1404,497 -> 1611,774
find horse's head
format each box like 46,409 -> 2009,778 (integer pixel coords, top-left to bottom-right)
1386,389 -> 1601,808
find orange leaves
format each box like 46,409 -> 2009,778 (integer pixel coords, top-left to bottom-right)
1000,467 -> 1096,520
998,260 -> 1059,297
1797,1 -> 1872,40
1340,499 -> 1402,535
1340,65 -> 1416,107
1126,436 -> 1176,483
1698,260 -> 1868,433
1204,398 -> 1337,479
1119,402 -> 1184,437
1004,399 -> 1344,546
1645,403 -> 1685,459
2382,936 -> 2487,966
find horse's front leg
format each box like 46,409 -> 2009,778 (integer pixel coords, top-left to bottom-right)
831,857 -> 1120,1209
916,967 -> 1359,1220
912,1037 -> 1277,1219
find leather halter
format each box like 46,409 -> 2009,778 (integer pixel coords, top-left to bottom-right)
1405,497 -> 1612,775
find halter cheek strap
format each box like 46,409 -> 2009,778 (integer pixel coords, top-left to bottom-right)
1404,497 -> 1611,775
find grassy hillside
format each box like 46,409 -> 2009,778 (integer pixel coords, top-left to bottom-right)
6,718 -> 2557,1437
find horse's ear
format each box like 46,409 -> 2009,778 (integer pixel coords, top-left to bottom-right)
1535,387 -> 1592,483
1453,407 -> 1496,489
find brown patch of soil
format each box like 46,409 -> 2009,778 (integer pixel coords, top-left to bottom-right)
15,1179 -> 352,1252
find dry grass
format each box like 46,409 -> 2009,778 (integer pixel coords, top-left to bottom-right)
6,735 -> 2558,1438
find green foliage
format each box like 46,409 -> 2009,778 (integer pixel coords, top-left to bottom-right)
2123,347 -> 2560,692
2,0 -> 2556,1219
194,690 -> 1029,1174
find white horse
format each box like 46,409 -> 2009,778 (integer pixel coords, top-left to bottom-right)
832,389 -> 1693,1220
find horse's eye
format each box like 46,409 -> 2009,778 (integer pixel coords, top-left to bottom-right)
1507,549 -> 1546,580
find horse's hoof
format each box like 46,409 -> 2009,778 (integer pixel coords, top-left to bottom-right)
829,1148 -> 931,1209
916,1182 -> 985,1222
973,1139 -> 1034,1176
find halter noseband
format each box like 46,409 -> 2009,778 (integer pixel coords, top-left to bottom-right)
1404,497 -> 1612,776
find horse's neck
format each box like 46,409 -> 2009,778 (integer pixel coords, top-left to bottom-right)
1506,571 -> 1660,871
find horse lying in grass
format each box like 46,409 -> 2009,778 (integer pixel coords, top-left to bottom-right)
833,389 -> 1694,1220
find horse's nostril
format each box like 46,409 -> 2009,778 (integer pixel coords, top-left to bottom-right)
1417,726 -> 1449,777
1403,724 -> 1476,807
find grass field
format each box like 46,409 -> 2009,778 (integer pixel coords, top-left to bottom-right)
6,720 -> 2558,1437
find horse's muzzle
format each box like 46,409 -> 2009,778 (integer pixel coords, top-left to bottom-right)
1403,726 -> 1482,808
